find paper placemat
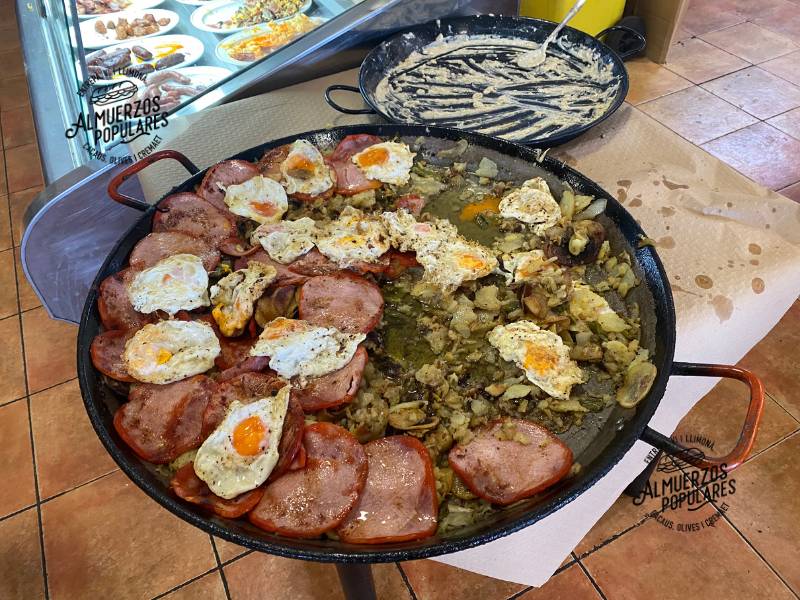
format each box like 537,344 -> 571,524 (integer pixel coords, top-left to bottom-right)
132,69 -> 800,587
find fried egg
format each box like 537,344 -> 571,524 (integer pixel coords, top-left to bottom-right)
417,239 -> 497,293
382,209 -> 457,254
193,386 -> 290,499
351,141 -> 415,186
250,317 -> 364,381
280,139 -> 335,197
127,254 -> 210,315
210,262 -> 277,337
381,210 -> 497,293
502,250 -> 560,284
223,175 -> 288,225
488,321 -> 583,400
316,206 -> 390,267
569,284 -> 629,333
123,320 -> 220,384
251,217 -> 318,264
499,177 -> 561,236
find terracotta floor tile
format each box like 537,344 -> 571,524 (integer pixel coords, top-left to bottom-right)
42,470 -> 216,600
680,0 -> 746,36
778,181 -> 800,202
582,501 -> 795,600
674,378 -> 799,460
0,248 -> 17,319
0,316 -> 26,405
10,186 -> 43,246
213,536 -> 248,562
701,122 -> 800,190
30,379 -> 116,499
0,151 -> 6,196
1,105 -> 35,149
671,24 -> 694,44
702,67 -> 800,119
738,300 -> 800,419
0,29 -> 20,52
0,75 -> 29,111
768,106 -> 800,140
374,563 -> 414,600
723,432 -> 800,594
0,195 -> 10,251
624,57 -> 692,105
5,143 -> 43,193
15,247 -> 40,311
0,400 -> 36,517
400,559 -> 526,600
761,50 -> 800,85
0,508 -> 45,600
665,38 -> 749,84
0,49 -> 25,77
22,307 -> 77,394
162,571 -> 226,600
753,1 -> 800,44
638,86 -> 757,144
728,0 -> 795,19
515,564 -> 600,600
225,553 -> 411,600
701,22 -> 797,64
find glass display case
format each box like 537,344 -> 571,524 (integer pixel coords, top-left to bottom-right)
19,0 -> 516,183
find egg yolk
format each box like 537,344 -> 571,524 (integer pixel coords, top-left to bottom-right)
250,201 -> 277,217
337,234 -> 362,246
457,254 -> 487,271
459,195 -> 501,221
212,304 -> 227,325
284,154 -> 316,178
263,318 -> 298,340
156,349 -> 172,365
232,416 -> 268,456
357,146 -> 389,167
523,341 -> 557,375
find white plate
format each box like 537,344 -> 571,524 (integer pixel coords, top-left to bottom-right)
215,16 -> 324,65
89,34 -> 206,84
190,0 -> 312,35
77,0 -> 165,20
159,65 -> 234,88
80,9 -> 180,49
174,0 -> 215,5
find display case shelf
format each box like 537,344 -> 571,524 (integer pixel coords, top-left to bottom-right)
18,0 -> 516,183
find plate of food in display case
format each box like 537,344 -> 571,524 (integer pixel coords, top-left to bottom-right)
76,0 -> 165,19
85,34 -> 205,83
175,0 -> 222,6
215,13 -> 324,64
127,66 -> 234,113
191,0 -> 312,34
80,9 -> 180,49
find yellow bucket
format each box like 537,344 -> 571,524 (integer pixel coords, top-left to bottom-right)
519,0 -> 625,36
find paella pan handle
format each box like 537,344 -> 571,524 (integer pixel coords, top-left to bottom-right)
107,149 -> 200,212
640,362 -> 764,472
595,25 -> 646,61
324,84 -> 376,115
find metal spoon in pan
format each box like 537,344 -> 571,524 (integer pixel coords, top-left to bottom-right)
517,0 -> 588,68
